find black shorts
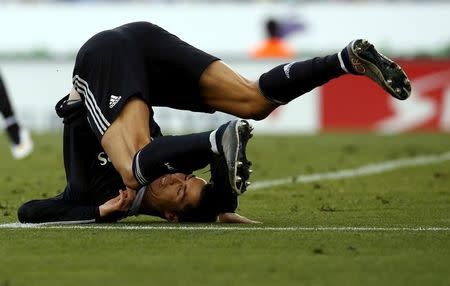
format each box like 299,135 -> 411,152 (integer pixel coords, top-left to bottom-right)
72,21 -> 219,140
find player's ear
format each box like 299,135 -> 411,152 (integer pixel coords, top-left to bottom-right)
164,211 -> 179,223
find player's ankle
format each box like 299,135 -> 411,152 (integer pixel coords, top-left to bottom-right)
338,48 -> 356,74
210,122 -> 228,155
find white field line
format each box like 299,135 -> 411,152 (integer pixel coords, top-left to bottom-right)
0,223 -> 449,232
250,151 -> 450,190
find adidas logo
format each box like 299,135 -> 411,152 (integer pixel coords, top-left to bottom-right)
109,95 -> 121,108
283,62 -> 295,79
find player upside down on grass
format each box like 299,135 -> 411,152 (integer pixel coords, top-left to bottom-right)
18,97 -> 256,223
18,21 -> 411,223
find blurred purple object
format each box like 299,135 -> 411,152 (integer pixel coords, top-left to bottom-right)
279,17 -> 306,38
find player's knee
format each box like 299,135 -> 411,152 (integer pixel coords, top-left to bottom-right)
244,106 -> 272,121
253,111 -> 271,121
239,98 -> 273,121
239,87 -> 275,120
123,166 -> 140,190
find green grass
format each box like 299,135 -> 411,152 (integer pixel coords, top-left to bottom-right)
1,132 -> 450,286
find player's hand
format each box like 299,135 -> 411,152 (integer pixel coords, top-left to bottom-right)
218,212 -> 261,224
99,188 -> 137,217
121,187 -> 137,209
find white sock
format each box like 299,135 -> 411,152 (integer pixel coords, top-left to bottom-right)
337,51 -> 350,73
4,116 -> 17,127
209,129 -> 219,155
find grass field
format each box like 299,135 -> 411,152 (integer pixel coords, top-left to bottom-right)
1,132 -> 449,286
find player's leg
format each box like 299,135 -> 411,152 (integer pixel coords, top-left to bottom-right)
0,73 -> 19,144
70,29 -> 219,191
102,106 -> 204,189
73,24 -> 253,194
0,72 -> 33,159
199,40 -> 411,120
199,61 -> 277,120
140,119 -> 252,195
102,100 -> 253,194
99,97 -> 152,189
199,56 -> 346,120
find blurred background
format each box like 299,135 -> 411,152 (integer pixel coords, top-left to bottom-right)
0,0 -> 449,134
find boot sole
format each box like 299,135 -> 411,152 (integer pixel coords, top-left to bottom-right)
228,120 -> 253,195
349,39 -> 411,100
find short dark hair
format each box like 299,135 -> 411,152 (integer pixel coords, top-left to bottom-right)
266,18 -> 279,38
178,183 -> 218,222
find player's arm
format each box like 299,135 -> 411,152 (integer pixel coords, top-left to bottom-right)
98,188 -> 136,218
18,188 -> 135,224
207,154 -> 261,223
18,196 -> 101,224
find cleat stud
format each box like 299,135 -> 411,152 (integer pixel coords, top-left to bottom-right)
240,121 -> 248,127
386,79 -> 393,85
245,181 -> 251,187
248,169 -> 253,174
236,176 -> 242,183
236,161 -> 243,167
404,79 -> 410,85
395,88 -> 401,93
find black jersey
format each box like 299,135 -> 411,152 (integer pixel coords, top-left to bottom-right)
57,96 -> 123,206
17,96 -> 127,223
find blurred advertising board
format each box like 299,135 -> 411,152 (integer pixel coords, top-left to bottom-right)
321,60 -> 450,132
1,59 -> 449,134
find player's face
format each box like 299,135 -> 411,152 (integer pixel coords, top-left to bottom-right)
147,173 -> 206,213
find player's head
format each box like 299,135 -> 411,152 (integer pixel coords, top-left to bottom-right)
142,173 -> 217,222
266,18 -> 280,38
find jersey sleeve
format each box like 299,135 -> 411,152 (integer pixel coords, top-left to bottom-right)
17,193 -> 128,224
18,195 -> 100,224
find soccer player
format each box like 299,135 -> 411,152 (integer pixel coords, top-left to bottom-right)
18,21 -> 411,223
0,71 -> 33,159
18,96 -> 255,223
64,22 -> 410,199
